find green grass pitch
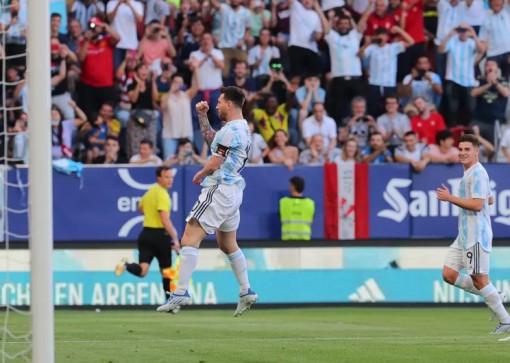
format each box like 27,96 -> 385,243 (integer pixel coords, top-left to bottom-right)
2,307 -> 510,362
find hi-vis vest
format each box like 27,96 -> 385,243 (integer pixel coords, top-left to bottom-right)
279,197 -> 315,240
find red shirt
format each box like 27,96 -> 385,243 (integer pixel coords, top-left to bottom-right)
411,112 -> 446,145
79,35 -> 115,88
366,13 -> 396,36
394,0 -> 426,43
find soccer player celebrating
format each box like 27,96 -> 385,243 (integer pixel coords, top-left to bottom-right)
157,86 -> 258,316
437,134 -> 510,334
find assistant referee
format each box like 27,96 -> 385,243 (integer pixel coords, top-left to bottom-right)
115,166 -> 181,301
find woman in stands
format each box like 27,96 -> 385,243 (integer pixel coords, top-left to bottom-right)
267,129 -> 299,171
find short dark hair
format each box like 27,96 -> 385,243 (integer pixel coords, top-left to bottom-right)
404,130 -> 417,138
290,176 -> 305,193
140,138 -> 154,148
375,27 -> 388,35
220,86 -> 245,108
435,129 -> 453,145
105,135 -> 119,144
50,13 -> 62,19
459,133 -> 480,147
156,166 -> 171,178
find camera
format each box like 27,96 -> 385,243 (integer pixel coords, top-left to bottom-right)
372,38 -> 382,45
152,27 -> 160,35
89,22 -> 97,30
161,63 -> 170,71
456,27 -> 468,33
415,69 -> 426,80
358,116 -> 370,122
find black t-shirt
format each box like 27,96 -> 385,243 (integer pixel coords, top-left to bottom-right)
127,79 -> 154,109
51,56 -> 68,96
475,78 -> 509,123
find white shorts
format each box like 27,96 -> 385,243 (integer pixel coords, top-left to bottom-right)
444,240 -> 490,275
186,183 -> 243,235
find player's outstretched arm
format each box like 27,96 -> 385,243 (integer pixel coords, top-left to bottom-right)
196,101 -> 216,146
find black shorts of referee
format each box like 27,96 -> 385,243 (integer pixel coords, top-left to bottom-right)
137,227 -> 173,269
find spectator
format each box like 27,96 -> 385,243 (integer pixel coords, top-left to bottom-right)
71,0 -> 105,31
126,64 -> 159,158
106,0 -> 144,69
259,63 -> 296,104
402,56 -> 443,108
224,60 -> 257,105
66,19 -> 83,96
137,21 -> 176,75
175,17 -> 204,83
470,60 -> 510,144
87,112 -> 109,161
10,112 -> 28,164
247,120 -> 269,164
439,24 -> 484,126
299,133 -> 341,165
251,94 -> 294,143
317,8 -> 366,124
92,135 -> 128,164
249,0 -> 271,41
301,102 -> 337,153
160,70 -> 199,159
51,103 -> 88,159
297,74 -> 326,119
332,137 -> 361,164
339,96 -> 377,148
358,26 -> 414,117
50,38 -> 77,121
425,129 -> 459,163
50,12 -> 68,43
189,32 -> 224,150
286,0 -> 323,76
268,129 -> 299,170
115,50 -> 138,127
163,138 -> 206,166
247,28 -> 281,88
361,0 -> 396,37
479,0 -> 510,78
144,0 -> 170,26
209,0 -> 251,78
99,101 -> 122,139
376,95 -> 411,149
394,130 -> 430,172
66,18 -> 83,54
394,0 -> 427,80
155,57 -> 175,99
270,0 -> 291,48
434,0 -> 470,79
77,17 -> 120,117
129,138 -> 163,166
362,131 -> 394,163
410,96 -> 446,145
0,0 -> 27,68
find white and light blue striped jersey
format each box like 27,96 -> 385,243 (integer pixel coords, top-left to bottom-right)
247,45 -> 281,77
456,162 -> 493,252
218,4 -> 251,49
203,119 -> 251,187
324,29 -> 362,77
435,0 -> 466,43
364,42 -> 405,87
445,36 -> 478,87
479,6 -> 510,57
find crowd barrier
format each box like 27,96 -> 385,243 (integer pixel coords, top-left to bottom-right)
4,163 -> 510,242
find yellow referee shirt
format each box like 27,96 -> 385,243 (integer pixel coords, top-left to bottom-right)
139,184 -> 171,228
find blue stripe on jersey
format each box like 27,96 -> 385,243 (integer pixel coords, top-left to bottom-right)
365,43 -> 404,87
325,29 -> 362,77
445,36 -> 477,87
218,4 -> 250,49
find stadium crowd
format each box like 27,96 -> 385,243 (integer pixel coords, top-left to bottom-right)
1,0 -> 510,169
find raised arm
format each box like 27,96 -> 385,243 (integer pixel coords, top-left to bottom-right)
196,101 -> 217,146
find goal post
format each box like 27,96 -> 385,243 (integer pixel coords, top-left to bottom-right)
27,0 -> 55,361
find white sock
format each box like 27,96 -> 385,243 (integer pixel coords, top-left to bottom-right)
454,274 -> 480,295
479,283 -> 510,324
227,249 -> 250,295
174,246 -> 199,295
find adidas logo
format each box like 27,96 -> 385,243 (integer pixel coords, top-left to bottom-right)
348,278 -> 385,302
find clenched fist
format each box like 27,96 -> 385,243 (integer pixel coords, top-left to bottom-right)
195,101 -> 209,116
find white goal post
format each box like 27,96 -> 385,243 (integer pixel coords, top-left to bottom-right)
27,0 -> 55,362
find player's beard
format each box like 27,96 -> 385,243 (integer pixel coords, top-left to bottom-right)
218,109 -> 227,122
